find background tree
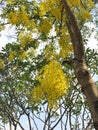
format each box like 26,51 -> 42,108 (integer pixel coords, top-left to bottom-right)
0,0 -> 98,130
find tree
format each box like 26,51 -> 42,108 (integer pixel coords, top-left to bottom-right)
62,1 -> 98,129
0,0 -> 98,130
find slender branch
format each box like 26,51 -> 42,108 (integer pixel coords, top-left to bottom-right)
30,113 -> 39,130
27,113 -> 32,130
51,107 -> 67,130
84,119 -> 93,130
61,59 -> 73,66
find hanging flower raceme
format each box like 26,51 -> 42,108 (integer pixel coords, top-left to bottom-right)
32,60 -> 69,109
18,32 -> 33,48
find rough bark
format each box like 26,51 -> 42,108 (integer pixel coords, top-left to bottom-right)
62,0 -> 98,129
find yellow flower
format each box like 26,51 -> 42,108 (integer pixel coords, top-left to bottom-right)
76,8 -> 91,21
8,11 -> 20,24
59,45 -> 73,58
0,26 -> 5,32
86,0 -> 94,9
18,50 -> 28,61
58,29 -> 73,58
39,19 -> 52,34
39,0 -> 61,18
29,21 -> 35,30
18,32 -> 33,47
44,44 -> 57,61
51,8 -> 61,20
20,6 -> 30,27
32,60 -> 69,109
6,0 -> 16,4
39,2 -> 48,17
68,0 -> 80,6
7,5 -> 33,28
8,51 -> 17,62
26,47 -> 37,58
0,59 -> 4,69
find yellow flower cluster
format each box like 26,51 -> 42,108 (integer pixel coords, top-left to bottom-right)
0,59 -> 4,69
68,0 -> 94,20
26,47 -> 37,58
39,0 -> 57,17
0,26 -> 5,32
86,0 -> 94,9
6,0 -> 16,5
59,46 -> 73,58
51,7 -> 62,20
39,19 -> 52,34
8,51 -> 17,62
39,0 -> 61,19
44,44 -> 57,61
7,6 -> 35,29
68,0 -> 80,6
58,29 -> 73,58
76,7 -> 92,21
8,50 -> 28,62
32,60 -> 68,108
18,50 -> 28,61
18,32 -> 33,47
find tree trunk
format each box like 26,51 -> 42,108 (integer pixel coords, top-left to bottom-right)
62,0 -> 98,129
73,59 -> 98,129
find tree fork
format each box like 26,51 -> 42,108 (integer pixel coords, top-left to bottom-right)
62,0 -> 98,129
